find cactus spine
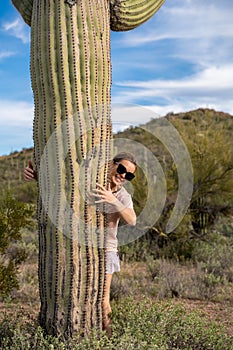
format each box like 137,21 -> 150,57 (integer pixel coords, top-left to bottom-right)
12,0 -> 165,337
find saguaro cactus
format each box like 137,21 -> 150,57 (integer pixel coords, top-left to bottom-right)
11,0 -> 165,337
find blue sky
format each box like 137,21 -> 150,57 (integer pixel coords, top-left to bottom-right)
0,0 -> 232,156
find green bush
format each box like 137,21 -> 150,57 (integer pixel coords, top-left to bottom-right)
0,299 -> 232,349
146,258 -> 224,301
192,237 -> 233,282
111,299 -> 233,350
0,190 -> 34,299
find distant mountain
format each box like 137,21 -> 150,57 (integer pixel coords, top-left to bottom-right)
0,108 -> 232,203
165,108 -> 232,127
114,108 -> 232,161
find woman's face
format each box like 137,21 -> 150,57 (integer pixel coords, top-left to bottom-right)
109,159 -> 136,187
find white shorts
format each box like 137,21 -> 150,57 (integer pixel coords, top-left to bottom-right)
106,251 -> 120,274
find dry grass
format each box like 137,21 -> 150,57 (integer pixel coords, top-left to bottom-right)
1,258 -> 233,337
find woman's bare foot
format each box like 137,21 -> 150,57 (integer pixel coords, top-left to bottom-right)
103,305 -> 112,337
103,314 -> 112,337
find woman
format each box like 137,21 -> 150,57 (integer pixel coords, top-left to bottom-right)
91,152 -> 137,333
24,151 -> 137,334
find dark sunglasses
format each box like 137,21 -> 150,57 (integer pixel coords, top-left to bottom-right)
114,162 -> 135,181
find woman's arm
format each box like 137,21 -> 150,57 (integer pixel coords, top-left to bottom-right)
111,200 -> 136,226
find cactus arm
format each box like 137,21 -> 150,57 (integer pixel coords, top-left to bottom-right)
11,0 -> 33,26
110,0 -> 166,31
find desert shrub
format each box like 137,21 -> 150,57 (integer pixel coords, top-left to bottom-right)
147,258 -> 185,298
192,237 -> 233,282
0,191 -> 33,299
15,181 -> 37,204
20,227 -> 38,261
1,224 -> 39,302
215,216 -> 233,238
189,266 -> 223,300
111,299 -> 233,350
118,219 -> 195,263
118,236 -> 153,262
0,317 -> 70,350
147,258 -> 223,301
110,273 -> 132,301
1,299 -> 232,349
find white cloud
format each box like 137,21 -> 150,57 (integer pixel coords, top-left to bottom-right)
113,64 -> 233,115
116,65 -> 233,92
2,18 -> 30,43
0,100 -> 34,155
111,0 -> 233,117
0,100 -> 33,126
0,51 -> 15,60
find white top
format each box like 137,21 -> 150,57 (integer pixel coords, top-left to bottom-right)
106,187 -> 133,252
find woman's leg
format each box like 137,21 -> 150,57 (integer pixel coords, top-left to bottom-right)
103,273 -> 113,336
103,273 -> 113,316
103,252 -> 120,335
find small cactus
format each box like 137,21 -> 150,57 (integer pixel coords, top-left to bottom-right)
11,0 -> 165,337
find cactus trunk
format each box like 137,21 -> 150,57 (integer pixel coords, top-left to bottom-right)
32,0 -> 112,336
11,0 -> 165,338
17,0 -> 112,337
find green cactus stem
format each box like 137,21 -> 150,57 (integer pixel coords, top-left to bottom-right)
10,0 -> 33,25
110,0 -> 165,31
11,0 -> 165,337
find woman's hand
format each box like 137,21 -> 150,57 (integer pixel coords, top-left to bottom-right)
91,183 -> 136,225
92,183 -> 117,204
24,161 -> 37,181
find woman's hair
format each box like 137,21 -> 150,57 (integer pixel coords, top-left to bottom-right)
113,152 -> 137,168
